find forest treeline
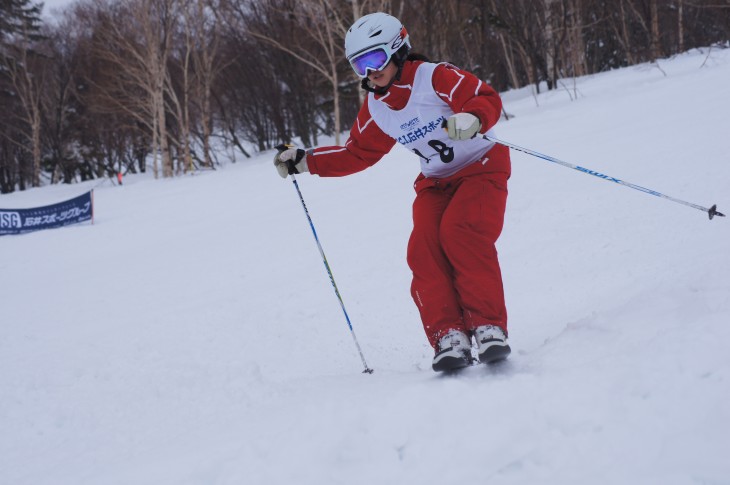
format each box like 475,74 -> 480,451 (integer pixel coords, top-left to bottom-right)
1,0 -> 728,192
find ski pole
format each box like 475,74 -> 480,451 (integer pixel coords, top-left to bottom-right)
276,145 -> 374,374
484,135 -> 725,221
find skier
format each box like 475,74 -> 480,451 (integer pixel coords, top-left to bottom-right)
274,12 -> 511,372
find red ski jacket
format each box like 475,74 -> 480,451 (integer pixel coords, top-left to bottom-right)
307,60 -> 509,178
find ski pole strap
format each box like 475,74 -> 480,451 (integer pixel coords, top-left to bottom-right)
484,135 -> 725,221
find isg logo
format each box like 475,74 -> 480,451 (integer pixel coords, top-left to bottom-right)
0,211 -> 22,229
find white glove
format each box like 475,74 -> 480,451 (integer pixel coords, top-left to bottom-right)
446,112 -> 482,140
274,146 -> 308,178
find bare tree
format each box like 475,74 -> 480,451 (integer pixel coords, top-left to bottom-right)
4,0 -> 730,191
650,0 -> 661,60
3,32 -> 48,186
84,0 -> 180,178
1,1 -> 46,190
566,0 -> 588,78
677,0 -> 685,53
42,23 -> 80,184
543,0 -> 558,89
184,0 -> 229,167
239,0 -> 353,145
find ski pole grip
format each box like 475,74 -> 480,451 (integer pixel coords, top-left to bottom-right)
275,143 -> 298,174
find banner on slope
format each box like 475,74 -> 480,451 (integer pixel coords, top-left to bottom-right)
0,191 -> 94,236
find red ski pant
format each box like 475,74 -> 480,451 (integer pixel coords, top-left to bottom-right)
407,164 -> 509,349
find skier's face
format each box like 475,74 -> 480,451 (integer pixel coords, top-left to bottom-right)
367,61 -> 398,88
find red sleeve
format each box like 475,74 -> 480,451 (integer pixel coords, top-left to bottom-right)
307,98 -> 396,177
432,63 -> 503,133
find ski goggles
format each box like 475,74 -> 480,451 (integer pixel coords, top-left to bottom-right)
348,46 -> 392,78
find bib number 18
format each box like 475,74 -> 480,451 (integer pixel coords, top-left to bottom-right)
413,140 -> 454,164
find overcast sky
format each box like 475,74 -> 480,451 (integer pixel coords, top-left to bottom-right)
41,0 -> 75,18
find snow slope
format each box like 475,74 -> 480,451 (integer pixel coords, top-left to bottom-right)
2,48 -> 730,485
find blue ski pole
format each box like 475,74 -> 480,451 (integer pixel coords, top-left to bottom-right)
484,135 -> 725,221
276,145 -> 374,374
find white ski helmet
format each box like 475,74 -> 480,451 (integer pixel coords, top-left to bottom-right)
345,12 -> 411,78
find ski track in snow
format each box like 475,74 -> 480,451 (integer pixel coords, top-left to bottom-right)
2,48 -> 730,484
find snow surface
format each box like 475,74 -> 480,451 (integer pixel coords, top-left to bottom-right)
2,48 -> 730,485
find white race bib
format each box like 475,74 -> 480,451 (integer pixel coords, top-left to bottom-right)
368,62 -> 496,178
